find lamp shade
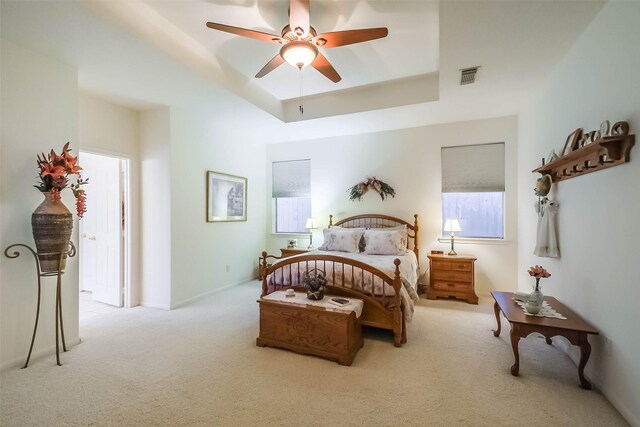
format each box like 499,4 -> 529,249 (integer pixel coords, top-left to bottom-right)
281,41 -> 318,69
443,219 -> 462,233
305,218 -> 318,229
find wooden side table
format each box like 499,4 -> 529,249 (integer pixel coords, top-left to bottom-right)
427,254 -> 478,304
491,291 -> 599,389
280,247 -> 310,258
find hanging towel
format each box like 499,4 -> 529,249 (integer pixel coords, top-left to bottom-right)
534,199 -> 560,258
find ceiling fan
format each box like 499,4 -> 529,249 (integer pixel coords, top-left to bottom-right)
206,0 -> 388,83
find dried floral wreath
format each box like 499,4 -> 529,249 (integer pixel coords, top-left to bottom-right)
348,177 -> 396,201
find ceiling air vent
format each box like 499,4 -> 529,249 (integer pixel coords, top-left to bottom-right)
460,66 -> 480,85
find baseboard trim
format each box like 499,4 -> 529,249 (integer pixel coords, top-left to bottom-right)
170,280 -> 249,309
139,300 -> 171,310
555,338 -> 637,425
1,338 -> 81,372
600,390 -> 638,427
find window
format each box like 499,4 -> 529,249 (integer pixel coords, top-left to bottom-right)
441,143 -> 505,239
275,197 -> 311,233
272,160 -> 311,233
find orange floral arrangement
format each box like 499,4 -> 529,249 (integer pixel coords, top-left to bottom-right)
528,265 -> 550,291
34,142 -> 88,218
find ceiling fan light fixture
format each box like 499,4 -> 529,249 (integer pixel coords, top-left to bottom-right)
281,41 -> 318,69
206,0 -> 388,82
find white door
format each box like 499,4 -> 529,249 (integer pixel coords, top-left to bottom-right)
80,152 -> 123,307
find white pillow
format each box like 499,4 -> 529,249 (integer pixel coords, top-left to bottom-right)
363,228 -> 407,255
318,228 -> 365,253
367,225 -> 408,247
330,226 -> 366,251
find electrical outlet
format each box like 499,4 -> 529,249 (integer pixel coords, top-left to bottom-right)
226,265 -> 231,273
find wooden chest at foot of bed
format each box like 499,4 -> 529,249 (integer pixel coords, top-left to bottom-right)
256,295 -> 364,366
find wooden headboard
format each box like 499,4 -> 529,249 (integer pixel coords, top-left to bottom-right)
328,214 -> 419,263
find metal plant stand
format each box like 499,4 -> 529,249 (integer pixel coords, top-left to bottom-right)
3,242 -> 76,368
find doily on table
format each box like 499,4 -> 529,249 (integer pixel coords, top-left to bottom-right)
515,300 -> 567,319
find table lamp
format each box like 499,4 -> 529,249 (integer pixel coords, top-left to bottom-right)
305,218 -> 318,249
443,218 -> 462,256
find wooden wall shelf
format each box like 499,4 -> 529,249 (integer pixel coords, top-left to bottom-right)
533,135 -> 635,182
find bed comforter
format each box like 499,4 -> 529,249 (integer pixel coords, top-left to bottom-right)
265,249 -> 420,321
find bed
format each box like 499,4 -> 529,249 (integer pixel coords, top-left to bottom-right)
260,214 -> 420,347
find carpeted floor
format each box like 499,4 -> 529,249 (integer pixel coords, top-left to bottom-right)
0,281 -> 627,426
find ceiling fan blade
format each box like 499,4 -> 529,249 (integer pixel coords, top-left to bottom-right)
311,53 -> 341,83
289,0 -> 310,37
206,22 -> 286,44
315,27 -> 388,48
255,54 -> 285,78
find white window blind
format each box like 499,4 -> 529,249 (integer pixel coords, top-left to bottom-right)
275,197 -> 311,233
441,143 -> 505,193
272,160 -> 311,198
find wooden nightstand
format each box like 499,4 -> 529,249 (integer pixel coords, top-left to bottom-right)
427,254 -> 478,304
280,247 -> 310,258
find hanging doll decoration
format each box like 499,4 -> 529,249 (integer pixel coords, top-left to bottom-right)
533,174 -> 559,258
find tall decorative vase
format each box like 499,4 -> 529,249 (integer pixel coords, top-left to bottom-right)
31,193 -> 73,273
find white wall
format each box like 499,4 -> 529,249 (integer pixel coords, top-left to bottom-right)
139,108 -> 172,309
517,2 -> 640,424
169,108 -> 267,307
1,40 -> 79,368
266,116 -> 518,295
78,93 -> 141,306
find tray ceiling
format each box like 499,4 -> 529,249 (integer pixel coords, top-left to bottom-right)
144,0 -> 440,101
1,0 -> 606,138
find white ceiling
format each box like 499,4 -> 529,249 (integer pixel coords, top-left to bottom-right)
0,0 -> 606,143
144,0 -> 440,101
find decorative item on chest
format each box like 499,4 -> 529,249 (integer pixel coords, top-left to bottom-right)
303,269 -> 327,301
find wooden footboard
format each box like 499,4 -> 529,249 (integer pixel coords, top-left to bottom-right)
260,252 -> 405,347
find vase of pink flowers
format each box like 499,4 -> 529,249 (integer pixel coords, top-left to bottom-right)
525,265 -> 551,314
32,143 -> 88,272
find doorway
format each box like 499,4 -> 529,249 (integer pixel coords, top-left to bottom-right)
79,151 -> 130,319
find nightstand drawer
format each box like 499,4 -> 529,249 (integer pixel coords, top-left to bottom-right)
431,260 -> 452,270
280,248 -> 309,258
450,261 -> 472,272
432,281 -> 471,292
431,270 -> 472,282
432,260 -> 472,272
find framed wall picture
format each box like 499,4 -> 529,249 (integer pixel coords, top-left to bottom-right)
206,171 -> 247,222
561,128 -> 583,156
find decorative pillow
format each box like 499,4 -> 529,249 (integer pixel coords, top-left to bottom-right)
363,228 -> 407,255
330,226 -> 366,251
318,228 -> 365,253
367,225 -> 408,247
